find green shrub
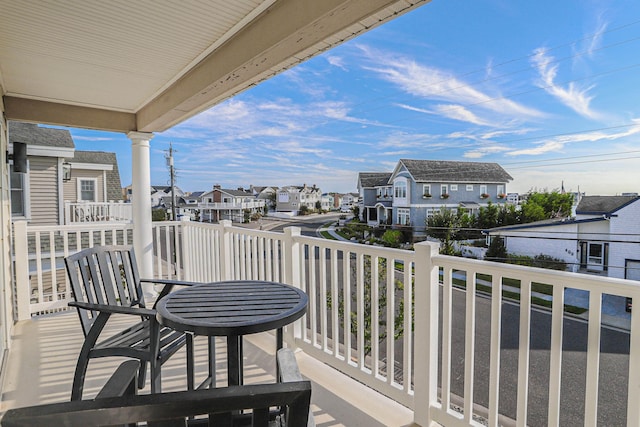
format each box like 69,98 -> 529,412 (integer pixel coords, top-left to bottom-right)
381,230 -> 402,248
152,209 -> 167,221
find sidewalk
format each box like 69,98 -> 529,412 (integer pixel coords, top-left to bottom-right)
316,222 -> 349,241
471,273 -> 631,331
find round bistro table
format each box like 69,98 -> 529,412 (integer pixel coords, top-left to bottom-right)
156,280 -> 308,388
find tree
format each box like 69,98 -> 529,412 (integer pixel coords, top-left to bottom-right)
485,237 -> 507,262
315,200 -> 322,211
426,208 -> 473,254
328,256 -> 406,356
521,191 -> 573,222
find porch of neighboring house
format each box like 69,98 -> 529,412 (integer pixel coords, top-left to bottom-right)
5,220 -> 640,426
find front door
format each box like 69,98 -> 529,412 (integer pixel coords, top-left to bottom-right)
587,243 -> 604,272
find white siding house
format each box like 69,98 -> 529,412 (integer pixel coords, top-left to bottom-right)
487,195 -> 640,279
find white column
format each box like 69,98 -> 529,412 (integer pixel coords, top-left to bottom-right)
128,131 -> 155,298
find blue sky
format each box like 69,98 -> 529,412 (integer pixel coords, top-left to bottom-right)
69,0 -> 640,195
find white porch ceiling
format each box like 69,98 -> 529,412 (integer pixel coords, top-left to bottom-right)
0,0 -> 430,133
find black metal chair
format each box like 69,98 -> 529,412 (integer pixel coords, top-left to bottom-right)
64,245 -> 200,400
2,349 -> 313,427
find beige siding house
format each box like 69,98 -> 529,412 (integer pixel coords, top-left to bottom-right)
9,121 -> 123,225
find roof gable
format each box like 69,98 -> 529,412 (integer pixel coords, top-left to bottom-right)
73,150 -> 123,201
358,172 -> 392,188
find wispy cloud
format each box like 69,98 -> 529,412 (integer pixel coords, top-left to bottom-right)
359,45 -> 544,123
531,48 -> 602,120
326,55 -> 348,71
506,119 -> 640,156
463,145 -> 511,159
585,16 -> 608,57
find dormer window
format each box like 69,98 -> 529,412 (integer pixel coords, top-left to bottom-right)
394,180 -> 407,198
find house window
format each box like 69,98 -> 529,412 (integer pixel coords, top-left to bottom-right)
394,181 -> 407,198
497,185 -> 504,195
450,184 -> 458,191
466,185 -> 474,191
426,208 -> 440,219
441,185 -> 448,196
397,208 -> 410,225
10,164 -> 27,217
423,184 -> 431,197
79,179 -> 97,201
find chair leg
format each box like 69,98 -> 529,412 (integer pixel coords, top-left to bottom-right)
137,361 -> 147,389
149,320 -> 161,393
150,357 -> 161,394
186,334 -> 194,391
70,354 -> 90,401
71,312 -> 111,401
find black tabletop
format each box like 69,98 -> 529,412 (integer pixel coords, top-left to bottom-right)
156,280 -> 308,336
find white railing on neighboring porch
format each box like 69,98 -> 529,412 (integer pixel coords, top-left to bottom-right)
12,219 -> 640,426
64,201 -> 132,224
198,201 -> 265,210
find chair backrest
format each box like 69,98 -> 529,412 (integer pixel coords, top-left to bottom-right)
64,245 -> 145,336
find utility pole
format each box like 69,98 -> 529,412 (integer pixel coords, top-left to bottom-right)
167,143 -> 177,221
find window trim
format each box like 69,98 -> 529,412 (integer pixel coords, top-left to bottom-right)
10,161 -> 31,219
422,184 -> 431,196
466,184 -> 474,191
397,207 -> 410,226
394,180 -> 407,199
77,178 -> 98,202
450,184 -> 458,191
480,184 -> 487,195
440,184 -> 448,196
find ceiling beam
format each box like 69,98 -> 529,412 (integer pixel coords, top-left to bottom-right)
3,96 -> 136,133
137,0 -> 426,132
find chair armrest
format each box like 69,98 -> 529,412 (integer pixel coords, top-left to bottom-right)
95,360 -> 140,399
141,278 -> 201,308
277,348 -> 303,383
140,278 -> 201,287
68,301 -> 156,317
277,348 -> 315,427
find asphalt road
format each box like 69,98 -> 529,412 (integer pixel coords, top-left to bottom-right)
255,212 -> 343,236
446,286 -> 630,426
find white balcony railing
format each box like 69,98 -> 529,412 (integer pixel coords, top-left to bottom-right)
64,201 -> 132,224
12,220 -> 640,426
198,200 -> 266,210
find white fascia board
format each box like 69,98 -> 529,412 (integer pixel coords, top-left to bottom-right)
8,144 -> 74,158
69,162 -> 113,171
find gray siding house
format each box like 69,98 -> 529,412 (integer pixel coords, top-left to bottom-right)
391,159 -> 512,236
359,159 -> 512,237
357,172 -> 393,226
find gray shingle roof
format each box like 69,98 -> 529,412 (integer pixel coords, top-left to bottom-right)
73,150 -> 123,201
399,159 -> 513,182
220,189 -> 253,197
8,121 -> 74,148
358,172 -> 392,187
576,195 -> 639,215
